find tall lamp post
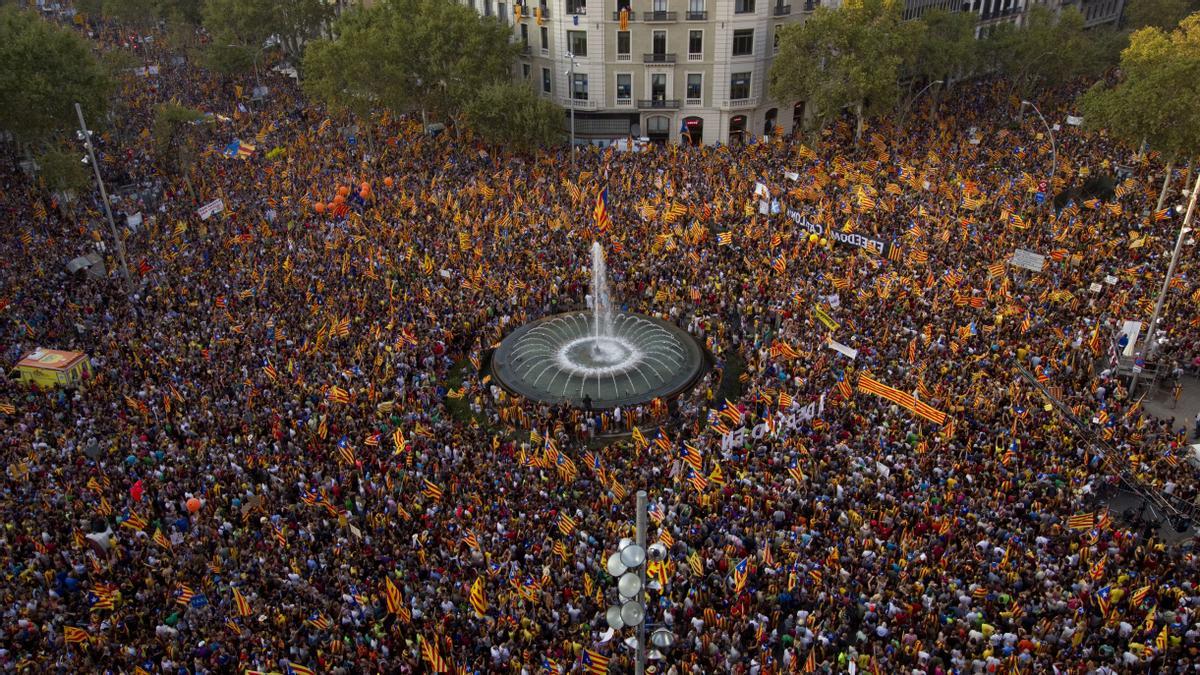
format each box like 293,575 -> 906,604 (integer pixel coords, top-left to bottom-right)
899,79 -> 942,129
1020,100 -> 1057,187
605,490 -> 675,674
1130,171 -> 1199,393
75,102 -> 132,292
565,49 -> 578,170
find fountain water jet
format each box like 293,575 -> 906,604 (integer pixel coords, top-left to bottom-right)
490,243 -> 705,408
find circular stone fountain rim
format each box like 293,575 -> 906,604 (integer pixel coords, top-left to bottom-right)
490,310 -> 706,409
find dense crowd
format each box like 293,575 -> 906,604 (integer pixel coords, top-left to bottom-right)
1,9 -> 1199,675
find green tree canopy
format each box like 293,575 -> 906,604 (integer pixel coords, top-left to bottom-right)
1125,0 -> 1194,30
303,0 -> 517,122
982,6 -> 1113,97
203,0 -> 331,62
769,0 -> 923,139
912,9 -> 978,85
36,147 -> 91,196
1079,16 -> 1200,207
463,83 -> 565,153
0,7 -> 111,145
100,0 -> 160,28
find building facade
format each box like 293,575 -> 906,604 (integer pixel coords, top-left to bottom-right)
472,0 -> 821,145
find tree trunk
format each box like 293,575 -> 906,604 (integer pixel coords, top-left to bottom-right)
1156,154 -> 1176,213
1184,156 -> 1194,194
854,102 -> 864,143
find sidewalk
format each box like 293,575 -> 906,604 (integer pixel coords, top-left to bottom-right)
1106,373 -> 1200,545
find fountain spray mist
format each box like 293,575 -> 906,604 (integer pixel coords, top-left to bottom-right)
591,241 -> 614,342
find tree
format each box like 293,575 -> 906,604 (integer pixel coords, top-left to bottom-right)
152,103 -> 206,198
304,0 -> 518,123
36,147 -> 91,197
1125,0 -> 1193,30
982,6 -> 1112,98
0,7 -> 112,147
913,9 -> 979,86
203,0 -> 331,62
464,83 -> 565,153
1079,17 -> 1200,210
769,0 -> 923,140
101,0 -> 160,28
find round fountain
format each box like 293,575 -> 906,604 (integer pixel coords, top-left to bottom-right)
491,242 -> 705,408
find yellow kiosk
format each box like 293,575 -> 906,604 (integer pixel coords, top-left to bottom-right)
11,348 -> 92,389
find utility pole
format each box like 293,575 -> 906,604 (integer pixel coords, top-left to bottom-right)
75,102 -> 132,292
1131,170 -> 1200,393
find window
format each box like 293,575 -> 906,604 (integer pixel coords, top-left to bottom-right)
686,73 -> 702,102
617,30 -> 630,56
647,116 -> 670,135
573,73 -> 589,100
688,29 -> 702,55
499,2 -> 507,22
689,0 -> 704,11
521,24 -> 529,46
616,73 -> 632,103
567,0 -> 587,13
652,29 -> 667,55
485,0 -> 493,15
653,0 -> 668,9
734,0 -> 754,12
523,63 -> 531,79
732,28 -> 753,56
568,30 -> 588,56
773,24 -> 781,52
730,71 -> 751,99
651,73 -> 667,100
543,67 -> 552,93
541,26 -> 549,50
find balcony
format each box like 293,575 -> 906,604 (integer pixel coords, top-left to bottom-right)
687,52 -> 703,61
685,10 -> 707,18
801,0 -> 818,10
566,2 -> 587,14
638,99 -> 680,109
643,10 -> 678,20
773,3 -> 791,14
536,4 -> 550,17
722,97 -> 758,108
612,9 -> 635,19
643,52 -> 676,63
617,52 -> 632,61
521,44 -> 531,55
685,97 -> 701,106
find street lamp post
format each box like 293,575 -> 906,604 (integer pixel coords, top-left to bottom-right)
75,102 -> 132,293
605,490 -> 674,674
566,49 -> 577,170
899,79 -> 943,129
1020,100 -> 1057,187
1130,170 -> 1200,393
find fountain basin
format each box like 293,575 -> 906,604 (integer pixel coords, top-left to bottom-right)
491,311 -> 705,408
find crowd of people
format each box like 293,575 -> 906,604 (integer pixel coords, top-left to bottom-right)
2,8 -> 1199,674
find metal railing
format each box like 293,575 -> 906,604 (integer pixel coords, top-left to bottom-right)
638,99 -> 681,109
643,53 -> 676,63
773,3 -> 791,13
685,10 -> 707,18
613,9 -> 636,19
643,10 -> 678,20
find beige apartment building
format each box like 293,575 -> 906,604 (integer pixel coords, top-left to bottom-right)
469,0 -> 823,145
